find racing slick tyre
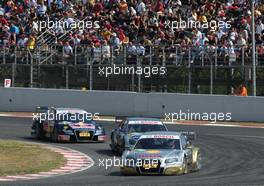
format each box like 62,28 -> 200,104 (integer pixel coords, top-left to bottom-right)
51,128 -> 59,142
193,152 -> 202,171
120,171 -> 129,176
110,135 -> 117,152
119,138 -> 126,155
183,157 -> 189,174
35,121 -> 45,139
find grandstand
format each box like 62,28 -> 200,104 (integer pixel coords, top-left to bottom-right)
0,0 -> 264,95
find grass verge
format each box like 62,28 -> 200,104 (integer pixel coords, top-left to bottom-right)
0,140 -> 66,176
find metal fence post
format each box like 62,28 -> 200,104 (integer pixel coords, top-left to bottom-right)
62,46 -> 65,64
242,47 -> 245,78
202,47 -> 204,66
188,65 -> 191,94
210,58 -> 213,95
123,46 -> 126,65
162,46 -> 165,66
66,65 -> 69,89
30,55 -> 33,88
14,47 -> 17,64
38,46 -> 41,64
131,72 -> 135,91
110,46 -> 114,65
3,48 -> 6,64
74,46 -> 77,65
256,47 -> 258,66
150,46 -> 152,65
215,46 -> 218,67
188,46 -> 192,93
50,45 -> 53,64
100,45 -> 102,65
188,47 -> 191,66
175,46 -> 178,65
12,63 -> 15,87
89,62 -> 93,91
214,46 -> 217,79
137,54 -> 141,92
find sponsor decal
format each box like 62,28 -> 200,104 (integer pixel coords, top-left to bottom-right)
69,123 -> 95,129
128,121 -> 163,125
141,135 -> 180,139
138,154 -> 162,158
146,150 -> 160,154
58,135 -> 70,141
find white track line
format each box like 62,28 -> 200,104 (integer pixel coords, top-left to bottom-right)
0,113 -> 263,129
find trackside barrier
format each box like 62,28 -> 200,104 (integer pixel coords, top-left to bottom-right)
0,87 -> 263,122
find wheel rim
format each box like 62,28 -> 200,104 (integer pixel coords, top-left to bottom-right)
184,158 -> 188,174
196,153 -> 202,170
53,129 -> 58,142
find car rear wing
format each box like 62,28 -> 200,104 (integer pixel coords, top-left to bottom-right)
181,131 -> 196,141
115,116 -> 127,124
33,106 -> 53,121
35,106 -> 52,113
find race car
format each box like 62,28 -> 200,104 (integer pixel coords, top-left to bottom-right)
120,131 -> 201,175
110,117 -> 168,155
31,107 -> 106,142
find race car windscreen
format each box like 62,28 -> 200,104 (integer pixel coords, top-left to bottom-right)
134,138 -> 181,150
56,113 -> 92,123
128,124 -> 167,133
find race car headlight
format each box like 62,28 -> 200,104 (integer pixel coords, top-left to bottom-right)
62,125 -> 72,132
95,125 -> 104,135
165,158 -> 179,164
96,125 -> 102,130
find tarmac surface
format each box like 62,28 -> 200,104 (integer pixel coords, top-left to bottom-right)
0,116 -> 264,186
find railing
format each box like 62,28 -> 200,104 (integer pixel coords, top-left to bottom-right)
0,44 -> 264,96
0,44 -> 264,67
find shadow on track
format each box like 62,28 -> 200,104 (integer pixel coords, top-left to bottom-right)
95,149 -> 116,157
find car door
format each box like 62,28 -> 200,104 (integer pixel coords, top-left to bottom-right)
44,108 -> 55,134
181,135 -> 192,163
116,121 -> 126,146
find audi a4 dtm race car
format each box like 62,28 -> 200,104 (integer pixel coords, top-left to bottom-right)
120,131 -> 201,175
31,107 -> 106,142
110,117 -> 168,155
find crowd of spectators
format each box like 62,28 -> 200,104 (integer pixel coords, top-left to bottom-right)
0,0 -> 264,64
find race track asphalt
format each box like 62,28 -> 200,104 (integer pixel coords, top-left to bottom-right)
0,116 -> 264,186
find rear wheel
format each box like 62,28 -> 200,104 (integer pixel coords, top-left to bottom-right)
35,121 -> 45,139
51,128 -> 58,142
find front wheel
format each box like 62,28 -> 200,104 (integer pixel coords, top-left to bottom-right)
194,152 -> 202,171
183,158 -> 189,174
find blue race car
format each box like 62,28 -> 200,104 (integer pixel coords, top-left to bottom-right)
110,117 -> 168,155
31,107 -> 106,142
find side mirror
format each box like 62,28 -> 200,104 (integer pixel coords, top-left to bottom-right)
186,141 -> 191,147
124,145 -> 132,150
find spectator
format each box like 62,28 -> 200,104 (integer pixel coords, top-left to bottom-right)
234,84 -> 248,96
63,42 -> 73,58
0,0 -> 261,66
27,34 -> 36,50
102,40 -> 110,61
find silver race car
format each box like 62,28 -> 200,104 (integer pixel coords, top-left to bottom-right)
120,131 -> 201,175
110,117 -> 168,155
